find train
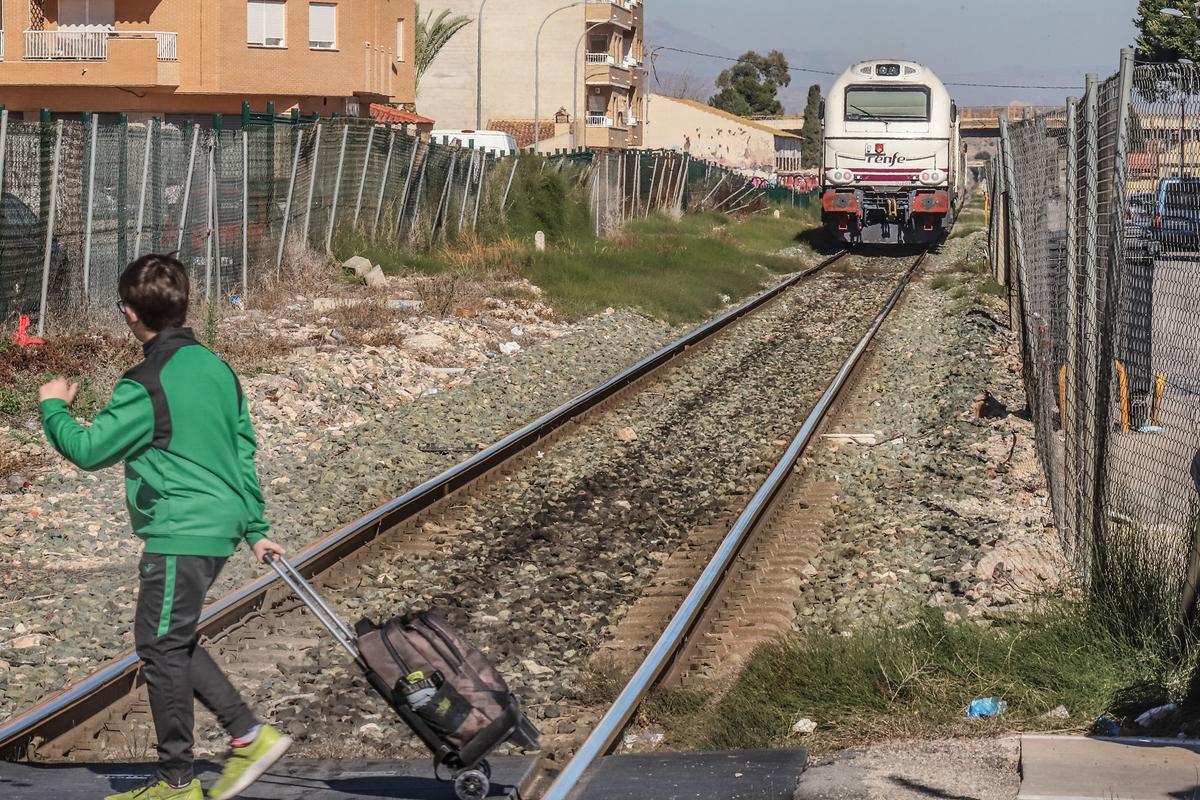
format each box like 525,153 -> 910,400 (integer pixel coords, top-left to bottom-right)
821,60 -> 964,244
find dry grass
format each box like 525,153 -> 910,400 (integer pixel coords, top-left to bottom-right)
249,235 -> 345,312
435,235 -> 525,279
0,329 -> 140,421
0,446 -> 43,483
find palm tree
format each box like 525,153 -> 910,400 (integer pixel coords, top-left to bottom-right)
415,3 -> 473,87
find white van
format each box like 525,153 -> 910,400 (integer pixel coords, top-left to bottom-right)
431,129 -> 519,156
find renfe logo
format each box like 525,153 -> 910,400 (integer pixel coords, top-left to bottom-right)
865,153 -> 908,165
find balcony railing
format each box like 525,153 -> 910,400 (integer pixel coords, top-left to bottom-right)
23,30 -> 178,61
586,114 -> 614,127
586,52 -> 615,65
156,32 -> 178,61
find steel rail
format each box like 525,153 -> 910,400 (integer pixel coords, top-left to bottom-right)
0,249 -> 849,761
540,246 -> 933,800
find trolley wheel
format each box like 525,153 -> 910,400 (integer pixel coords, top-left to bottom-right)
453,768 -> 490,800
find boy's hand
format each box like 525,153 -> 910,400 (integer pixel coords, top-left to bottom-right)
252,538 -> 286,564
39,378 -> 78,405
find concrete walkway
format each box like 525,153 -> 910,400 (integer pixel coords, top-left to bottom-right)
0,757 -> 539,799
1019,735 -> 1200,800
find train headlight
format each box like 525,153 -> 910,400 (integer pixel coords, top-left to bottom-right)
826,168 -> 855,186
919,169 -> 946,186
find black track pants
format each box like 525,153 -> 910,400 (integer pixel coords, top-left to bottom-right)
134,553 -> 258,785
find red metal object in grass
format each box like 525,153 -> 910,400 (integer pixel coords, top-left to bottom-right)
13,315 -> 44,348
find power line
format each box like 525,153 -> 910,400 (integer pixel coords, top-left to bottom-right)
653,46 -> 838,76
651,45 -> 1081,91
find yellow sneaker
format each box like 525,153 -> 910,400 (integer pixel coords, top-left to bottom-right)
207,724 -> 292,800
104,779 -> 202,800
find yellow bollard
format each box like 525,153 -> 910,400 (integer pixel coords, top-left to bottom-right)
1113,360 -> 1131,433
1153,372 -> 1167,427
1058,364 -> 1069,434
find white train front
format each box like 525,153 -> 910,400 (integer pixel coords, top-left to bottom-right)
821,60 -> 963,244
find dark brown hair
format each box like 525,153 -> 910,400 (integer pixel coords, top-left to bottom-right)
118,254 -> 189,331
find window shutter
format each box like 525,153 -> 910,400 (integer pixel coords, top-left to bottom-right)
309,3 -> 336,48
263,1 -> 286,46
247,2 -> 264,45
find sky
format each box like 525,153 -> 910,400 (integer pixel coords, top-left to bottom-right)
645,0 -> 1139,111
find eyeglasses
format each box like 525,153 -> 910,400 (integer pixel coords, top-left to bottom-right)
116,300 -> 127,316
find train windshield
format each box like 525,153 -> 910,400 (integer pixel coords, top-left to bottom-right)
844,86 -> 930,122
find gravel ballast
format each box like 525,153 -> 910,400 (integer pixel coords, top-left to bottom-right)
0,304 -> 674,721
793,233 -> 1063,635
195,254 -> 919,761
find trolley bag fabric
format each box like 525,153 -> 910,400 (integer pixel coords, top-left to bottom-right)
356,610 -> 529,761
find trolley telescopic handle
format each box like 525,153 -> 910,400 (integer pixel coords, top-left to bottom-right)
267,555 -> 363,665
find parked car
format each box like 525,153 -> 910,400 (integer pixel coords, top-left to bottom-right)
0,192 -> 69,318
431,129 -> 519,156
1129,177 -> 1200,257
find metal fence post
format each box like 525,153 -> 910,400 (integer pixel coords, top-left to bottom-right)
0,110 -> 7,200
646,157 -> 660,216
325,123 -> 350,254
133,118 -> 155,259
999,117 -> 1031,335
353,123 -> 376,227
37,120 -> 64,337
1079,73 -> 1101,565
116,115 -> 130,268
241,128 -> 250,295
177,124 -> 200,254
457,150 -> 474,234
205,137 -> 215,299
372,127 -> 396,236
501,155 -> 519,215
603,152 -> 611,230
472,154 -> 487,232
1063,97 -> 1080,518
0,109 -> 7,309
277,126 -> 305,272
394,135 -> 421,237
82,113 -> 99,303
436,150 -> 459,241
213,133 -> 224,298
301,122 -> 323,246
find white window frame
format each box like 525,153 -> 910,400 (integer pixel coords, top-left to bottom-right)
396,18 -> 404,61
308,2 -> 336,50
247,0 -> 287,49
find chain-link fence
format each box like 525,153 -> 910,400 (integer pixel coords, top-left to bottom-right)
0,112 -> 795,333
995,50 -> 1200,643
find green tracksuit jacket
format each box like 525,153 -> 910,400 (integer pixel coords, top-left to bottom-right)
40,327 -> 269,557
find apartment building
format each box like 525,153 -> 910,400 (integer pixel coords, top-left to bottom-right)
0,0 -> 416,121
418,0 -> 645,150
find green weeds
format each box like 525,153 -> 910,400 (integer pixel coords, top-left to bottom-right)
650,604 -> 1160,756
335,202 -> 822,325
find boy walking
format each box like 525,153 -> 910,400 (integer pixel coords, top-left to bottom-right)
39,254 -> 293,800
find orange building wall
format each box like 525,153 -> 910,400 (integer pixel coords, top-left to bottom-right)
0,0 -> 416,116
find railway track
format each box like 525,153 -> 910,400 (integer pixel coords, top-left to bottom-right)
534,243 -> 933,799
0,241 -> 934,796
